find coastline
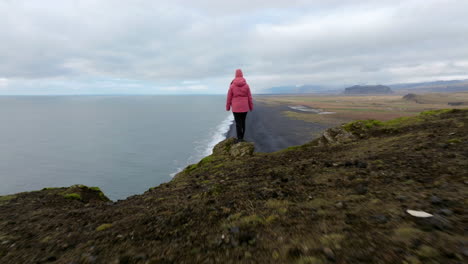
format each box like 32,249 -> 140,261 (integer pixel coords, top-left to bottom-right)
226,100 -> 331,152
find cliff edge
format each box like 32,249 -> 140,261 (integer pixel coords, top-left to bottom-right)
1,109 -> 467,263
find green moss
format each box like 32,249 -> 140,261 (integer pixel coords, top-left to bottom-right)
416,245 -> 439,259
304,198 -> 331,209
447,138 -> 462,144
419,109 -> 452,117
199,155 -> 215,164
393,227 -> 424,244
0,195 -> 16,204
63,193 -> 82,201
384,116 -> 420,127
208,184 -> 223,196
265,215 -> 279,224
96,223 -> 113,231
184,164 -> 198,173
266,199 -> 290,214
89,186 -> 101,192
296,256 -> 324,264
343,119 -> 383,132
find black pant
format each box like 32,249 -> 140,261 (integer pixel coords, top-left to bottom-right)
233,112 -> 248,140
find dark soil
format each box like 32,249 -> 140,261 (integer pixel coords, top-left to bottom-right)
1,109 -> 467,264
227,100 -> 331,152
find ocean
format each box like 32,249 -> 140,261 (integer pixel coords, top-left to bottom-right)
0,95 -> 233,200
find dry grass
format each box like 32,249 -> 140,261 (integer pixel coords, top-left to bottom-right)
257,92 -> 468,125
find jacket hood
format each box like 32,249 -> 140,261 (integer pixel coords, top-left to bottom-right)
235,69 -> 243,78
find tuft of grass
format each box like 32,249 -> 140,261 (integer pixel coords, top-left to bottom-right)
224,214 -> 265,229
296,256 -> 324,264
320,234 -> 344,249
266,199 -> 290,214
199,155 -> 215,164
343,119 -> 383,132
0,195 -> 16,204
419,109 -> 452,117
393,227 -> 424,245
416,245 -> 439,259
89,186 -> 101,192
447,138 -> 462,144
63,193 -> 82,201
184,164 -> 198,173
96,223 -> 113,231
304,198 -> 331,209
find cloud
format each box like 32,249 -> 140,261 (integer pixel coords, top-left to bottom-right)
0,0 -> 467,94
0,78 -> 8,88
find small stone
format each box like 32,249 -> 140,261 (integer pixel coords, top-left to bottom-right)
428,215 -> 452,230
355,184 -> 368,195
323,247 -> 335,261
371,214 -> 388,224
335,202 -> 345,209
417,215 -> 452,231
396,195 -> 408,202
356,162 -> 368,168
430,195 -> 443,205
437,208 -> 453,216
229,226 -> 240,234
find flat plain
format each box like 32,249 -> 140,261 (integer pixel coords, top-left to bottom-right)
256,92 -> 468,126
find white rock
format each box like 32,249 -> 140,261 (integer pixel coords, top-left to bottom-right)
406,209 -> 433,218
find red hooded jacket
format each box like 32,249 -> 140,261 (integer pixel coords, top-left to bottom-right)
226,69 -> 254,112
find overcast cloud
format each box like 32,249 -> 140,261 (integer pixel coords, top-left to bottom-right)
0,0 -> 467,94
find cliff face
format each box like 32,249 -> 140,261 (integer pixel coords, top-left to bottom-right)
344,85 -> 393,94
1,109 -> 467,263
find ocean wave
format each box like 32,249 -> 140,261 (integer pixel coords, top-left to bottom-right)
169,113 -> 234,178
202,113 -> 234,157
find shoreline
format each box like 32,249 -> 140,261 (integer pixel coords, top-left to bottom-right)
226,100 -> 332,152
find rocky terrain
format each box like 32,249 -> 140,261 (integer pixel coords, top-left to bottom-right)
1,109 -> 467,263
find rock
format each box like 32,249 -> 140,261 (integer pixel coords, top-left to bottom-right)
427,215 -> 452,230
212,138 -> 255,158
229,226 -> 240,234
335,202 -> 345,209
318,127 -> 356,146
462,248 -> 468,257
407,209 -> 433,218
430,195 -> 443,205
229,142 -> 255,157
417,215 -> 452,231
212,138 -> 237,156
323,247 -> 336,261
437,208 -> 453,216
370,214 -> 388,224
356,161 -> 368,168
287,247 -> 303,258
354,184 -> 368,195
396,195 -> 408,202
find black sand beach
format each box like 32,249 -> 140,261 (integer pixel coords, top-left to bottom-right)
227,100 -> 331,152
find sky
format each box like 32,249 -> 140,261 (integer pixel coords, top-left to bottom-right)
0,0 -> 467,95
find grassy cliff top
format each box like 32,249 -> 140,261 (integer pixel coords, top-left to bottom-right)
1,109 -> 467,263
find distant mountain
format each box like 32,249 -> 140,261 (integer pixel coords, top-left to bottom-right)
264,84 -> 328,94
389,79 -> 468,93
343,85 -> 393,94
262,79 -> 468,95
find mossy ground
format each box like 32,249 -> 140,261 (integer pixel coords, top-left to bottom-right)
0,109 -> 467,263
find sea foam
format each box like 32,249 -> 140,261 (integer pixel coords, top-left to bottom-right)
169,113 -> 234,177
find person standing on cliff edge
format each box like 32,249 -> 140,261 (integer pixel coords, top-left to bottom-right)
226,69 -> 254,143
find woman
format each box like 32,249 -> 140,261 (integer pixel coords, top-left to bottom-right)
226,69 -> 254,142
